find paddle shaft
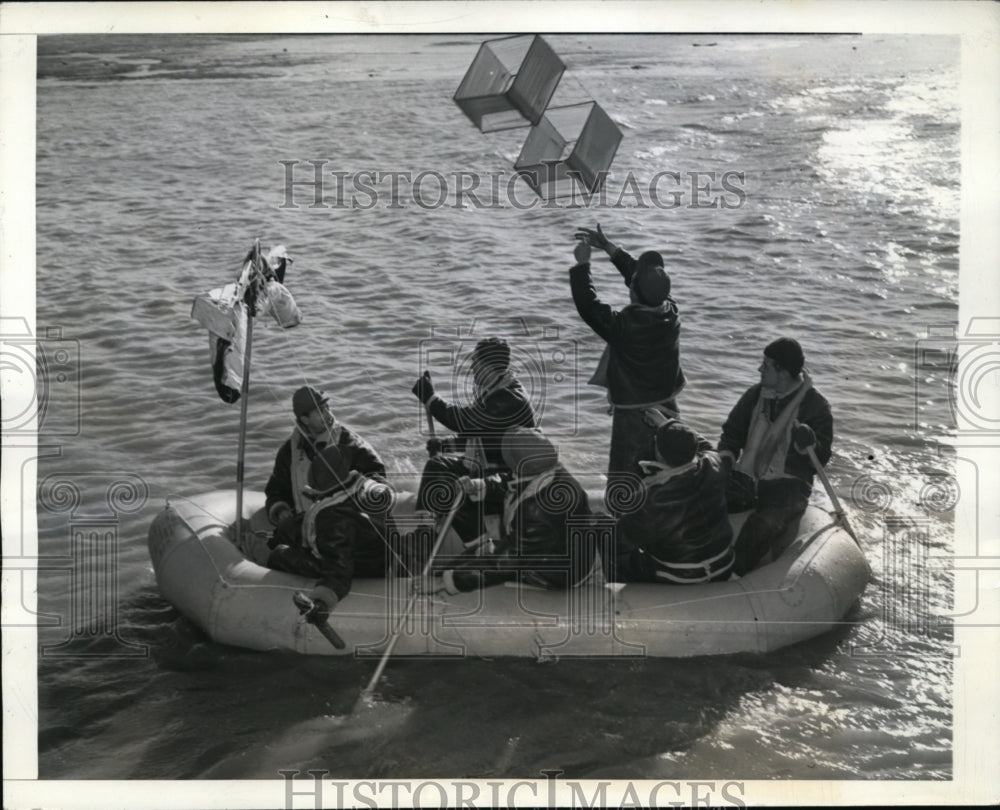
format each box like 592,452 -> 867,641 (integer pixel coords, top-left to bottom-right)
360,490 -> 464,701
313,616 -> 347,650
425,402 -> 436,442
805,445 -> 861,548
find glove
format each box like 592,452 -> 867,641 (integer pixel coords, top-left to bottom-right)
643,410 -> 672,429
427,437 -> 443,456
307,585 -> 340,622
458,475 -> 486,502
268,502 -> 293,527
573,237 -> 591,265
273,511 -> 301,547
357,479 -> 393,512
792,424 -> 816,452
411,370 -> 435,404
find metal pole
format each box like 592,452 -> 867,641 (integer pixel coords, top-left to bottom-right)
234,239 -> 261,549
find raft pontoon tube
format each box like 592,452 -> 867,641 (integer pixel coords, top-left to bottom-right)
147,490 -> 869,658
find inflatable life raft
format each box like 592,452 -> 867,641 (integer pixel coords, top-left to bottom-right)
147,490 -> 869,658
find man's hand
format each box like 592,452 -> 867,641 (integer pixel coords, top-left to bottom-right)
269,503 -> 293,527
306,584 -> 340,622
574,224 -> 613,253
574,237 -> 591,265
411,370 -> 435,404
642,409 -> 671,429
273,511 -> 300,546
458,475 -> 487,502
792,424 -> 816,452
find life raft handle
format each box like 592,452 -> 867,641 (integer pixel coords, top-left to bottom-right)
292,591 -> 346,650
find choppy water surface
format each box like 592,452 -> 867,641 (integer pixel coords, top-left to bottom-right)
31,33 -> 959,782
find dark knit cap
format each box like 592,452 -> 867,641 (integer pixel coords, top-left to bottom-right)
472,337 -> 511,372
501,427 -> 558,476
764,337 -> 805,376
655,420 -> 699,467
308,446 -> 349,494
293,386 -> 329,418
633,252 -> 671,306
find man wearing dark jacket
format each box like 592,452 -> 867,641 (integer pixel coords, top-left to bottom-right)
419,428 -> 597,594
718,338 -> 833,575
571,224 -> 685,510
613,418 -> 734,584
265,386 -> 388,527
266,445 -> 394,617
411,337 -> 536,546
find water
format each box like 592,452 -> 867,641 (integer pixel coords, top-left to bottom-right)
16,32 -> 968,792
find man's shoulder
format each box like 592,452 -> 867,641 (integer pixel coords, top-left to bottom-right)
488,381 -> 531,405
803,385 -> 832,412
338,423 -> 373,447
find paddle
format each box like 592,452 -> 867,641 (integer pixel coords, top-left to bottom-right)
357,487 -> 465,705
425,402 -> 438,456
292,590 -> 347,650
803,444 -> 862,550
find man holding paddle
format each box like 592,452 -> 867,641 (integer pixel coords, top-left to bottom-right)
718,338 -> 834,575
268,445 -> 395,617
411,337 -> 536,549
264,386 -> 390,607
571,224 -> 686,512
418,428 -> 598,595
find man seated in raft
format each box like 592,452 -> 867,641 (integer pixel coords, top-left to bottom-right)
718,338 -> 833,576
417,428 -> 597,595
265,386 -> 388,538
411,337 -> 536,550
611,416 -> 734,585
266,446 -> 395,617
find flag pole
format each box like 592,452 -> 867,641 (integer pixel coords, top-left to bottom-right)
235,239 -> 261,549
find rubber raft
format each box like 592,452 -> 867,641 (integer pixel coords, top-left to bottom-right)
147,490 -> 869,658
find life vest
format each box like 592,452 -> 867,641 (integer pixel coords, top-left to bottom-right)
633,455 -> 735,583
647,542 -> 734,584
287,424 -> 343,514
501,467 -> 559,537
735,375 -> 813,481
300,476 -> 368,556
